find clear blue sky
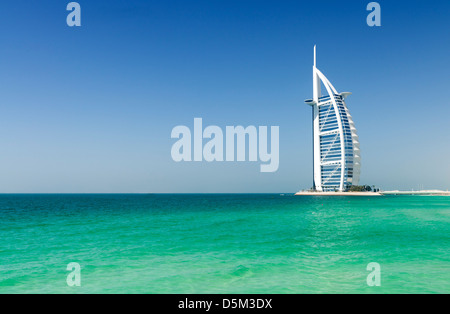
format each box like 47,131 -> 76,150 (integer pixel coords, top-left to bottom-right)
0,0 -> 449,193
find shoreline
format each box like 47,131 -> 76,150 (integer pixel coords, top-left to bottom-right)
295,190 -> 450,196
382,190 -> 450,196
295,191 -> 382,196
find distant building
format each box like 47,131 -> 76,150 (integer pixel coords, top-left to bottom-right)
305,46 -> 361,192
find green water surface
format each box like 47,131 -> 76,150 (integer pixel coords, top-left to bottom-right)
0,194 -> 449,293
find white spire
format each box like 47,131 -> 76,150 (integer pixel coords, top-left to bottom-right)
313,45 -> 320,101
314,45 -> 317,67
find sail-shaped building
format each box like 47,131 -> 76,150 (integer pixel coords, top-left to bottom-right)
305,46 -> 361,192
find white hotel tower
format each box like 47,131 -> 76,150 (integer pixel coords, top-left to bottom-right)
305,46 -> 361,192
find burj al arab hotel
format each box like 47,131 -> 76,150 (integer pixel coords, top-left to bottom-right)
305,46 -> 361,192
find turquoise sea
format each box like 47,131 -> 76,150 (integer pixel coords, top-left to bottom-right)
0,194 -> 449,294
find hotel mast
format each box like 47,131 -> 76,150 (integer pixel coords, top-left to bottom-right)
305,46 -> 361,192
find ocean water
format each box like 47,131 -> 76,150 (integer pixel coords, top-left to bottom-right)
0,194 -> 449,294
